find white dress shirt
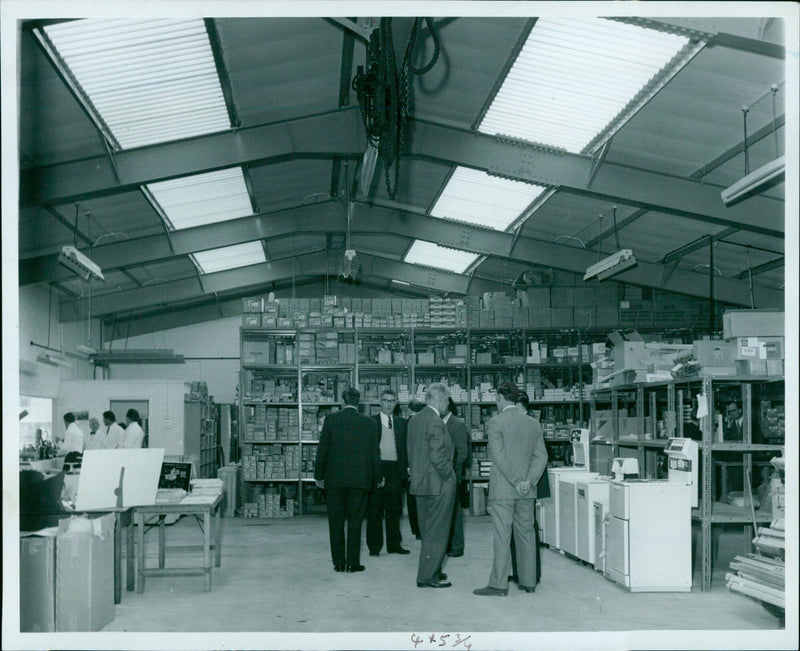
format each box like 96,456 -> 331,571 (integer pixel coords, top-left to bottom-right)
120,421 -> 145,448
62,422 -> 85,454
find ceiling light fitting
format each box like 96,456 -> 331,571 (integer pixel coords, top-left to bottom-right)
721,155 -> 785,206
58,245 -> 105,281
583,249 -> 638,282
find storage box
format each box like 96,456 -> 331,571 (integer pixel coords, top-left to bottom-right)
723,309 -> 784,338
733,336 -> 784,360
735,359 -> 768,376
56,514 -> 115,631
693,339 -> 736,366
242,314 -> 261,328
20,530 -> 58,632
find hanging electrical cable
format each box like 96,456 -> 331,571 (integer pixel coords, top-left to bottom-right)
352,17 -> 441,199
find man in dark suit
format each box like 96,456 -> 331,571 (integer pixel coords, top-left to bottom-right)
367,389 -> 411,556
315,387 -> 381,573
444,398 -> 469,557
407,383 -> 456,588
474,381 -> 548,596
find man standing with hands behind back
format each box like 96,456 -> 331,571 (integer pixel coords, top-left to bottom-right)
407,383 -> 456,588
367,389 -> 411,556
474,381 -> 548,596
315,387 -> 381,573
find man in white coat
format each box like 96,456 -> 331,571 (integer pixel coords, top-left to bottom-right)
121,408 -> 145,448
474,381 -> 548,596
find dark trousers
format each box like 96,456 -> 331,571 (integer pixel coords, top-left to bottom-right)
511,502 -> 542,584
407,492 -> 420,537
415,479 -> 456,584
367,460 -> 404,552
325,487 -> 369,568
447,480 -> 465,554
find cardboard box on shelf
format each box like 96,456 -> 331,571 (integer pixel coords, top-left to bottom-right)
20,529 -> 58,632
732,336 -> 784,360
693,339 -> 736,366
735,359 -> 768,376
56,514 -> 115,632
723,309 -> 784,338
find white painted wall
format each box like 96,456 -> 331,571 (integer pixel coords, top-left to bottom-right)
57,379 -> 188,455
107,315 -> 241,403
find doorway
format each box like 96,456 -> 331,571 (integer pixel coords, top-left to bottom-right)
110,400 -> 150,447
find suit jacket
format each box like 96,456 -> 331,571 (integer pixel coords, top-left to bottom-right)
315,407 -> 381,490
445,415 -> 469,477
487,406 -> 548,500
407,405 -> 455,496
372,413 -> 409,471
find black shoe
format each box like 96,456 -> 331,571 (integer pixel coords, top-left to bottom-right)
369,551 -> 380,556
388,546 -> 410,554
347,564 -> 366,572
508,574 -> 519,583
334,564 -> 346,572
417,579 -> 452,588
449,551 -> 464,557
414,534 -> 422,540
519,584 -> 536,593
438,572 -> 448,581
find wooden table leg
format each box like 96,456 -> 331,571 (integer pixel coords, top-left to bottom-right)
136,510 -> 145,593
158,516 -> 166,569
114,512 -> 122,604
204,509 -> 212,591
214,504 -> 222,567
126,511 -> 135,592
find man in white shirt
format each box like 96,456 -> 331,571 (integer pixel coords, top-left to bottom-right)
59,412 -> 85,456
120,408 -> 145,448
84,417 -> 103,450
95,410 -> 124,449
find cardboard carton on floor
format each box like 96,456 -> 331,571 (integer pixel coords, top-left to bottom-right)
20,528 -> 59,632
56,513 -> 115,632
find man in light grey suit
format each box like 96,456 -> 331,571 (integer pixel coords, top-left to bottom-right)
474,381 -> 548,596
407,383 -> 456,588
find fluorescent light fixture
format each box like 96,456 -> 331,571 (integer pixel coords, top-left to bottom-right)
583,249 -> 637,281
146,168 -> 253,230
36,352 -> 74,368
192,241 -> 266,274
392,279 -> 411,286
403,240 -> 479,274
431,167 -> 545,231
43,19 -> 231,149
58,245 -> 105,281
478,18 -> 689,154
721,156 -> 785,206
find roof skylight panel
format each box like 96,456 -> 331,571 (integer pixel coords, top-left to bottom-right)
146,168 -> 253,230
478,17 -> 690,154
403,241 -> 479,274
431,167 -> 545,231
192,241 -> 266,275
43,18 -> 231,149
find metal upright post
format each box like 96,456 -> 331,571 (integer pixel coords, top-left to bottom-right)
701,375 -> 714,591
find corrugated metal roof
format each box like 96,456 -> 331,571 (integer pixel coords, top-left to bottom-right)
192,241 -> 266,274
478,17 -> 690,153
146,168 -> 253,230
403,240 -> 479,274
431,167 -> 545,231
43,18 -> 231,149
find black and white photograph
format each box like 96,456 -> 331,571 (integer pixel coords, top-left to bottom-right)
2,1 -> 798,650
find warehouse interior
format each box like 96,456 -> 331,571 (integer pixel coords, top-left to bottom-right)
3,3 -> 798,650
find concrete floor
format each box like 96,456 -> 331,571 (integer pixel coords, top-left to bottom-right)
81,512 -> 790,648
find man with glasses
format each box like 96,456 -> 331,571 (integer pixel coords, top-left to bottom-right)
367,389 -> 411,556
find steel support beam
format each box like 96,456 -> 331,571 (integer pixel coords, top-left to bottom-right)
60,248 -> 489,320
610,17 -> 785,59
21,110 -> 365,207
23,114 -> 784,238
409,121 -> 784,237
737,256 -> 784,280
584,208 -> 649,249
57,219 -> 782,323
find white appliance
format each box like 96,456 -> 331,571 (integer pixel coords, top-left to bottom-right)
665,437 -> 699,508
593,500 -> 607,572
543,467 -> 598,549
576,479 -> 611,564
604,480 -> 692,592
570,428 -> 590,468
611,457 -> 639,481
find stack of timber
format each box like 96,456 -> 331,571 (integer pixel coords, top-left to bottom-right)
726,521 -> 785,609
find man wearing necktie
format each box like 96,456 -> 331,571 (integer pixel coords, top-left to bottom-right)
367,389 -> 411,555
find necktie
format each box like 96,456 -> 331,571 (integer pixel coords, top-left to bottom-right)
388,416 -> 393,430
